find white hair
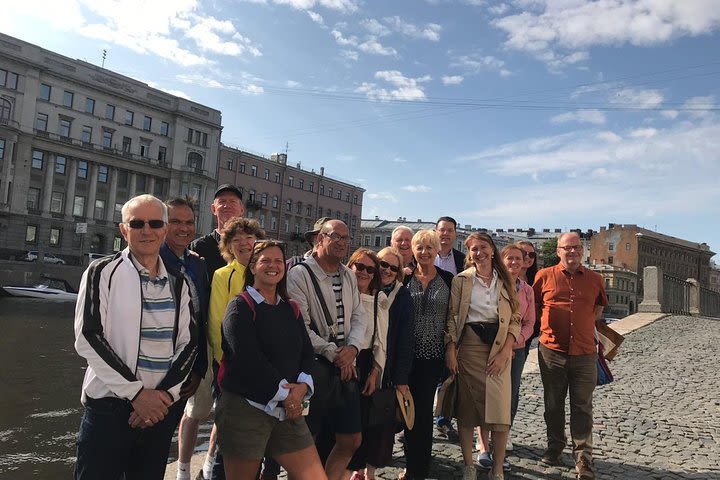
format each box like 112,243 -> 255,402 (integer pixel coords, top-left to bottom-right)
121,194 -> 168,223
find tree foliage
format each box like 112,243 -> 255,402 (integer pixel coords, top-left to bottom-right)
540,237 -> 560,268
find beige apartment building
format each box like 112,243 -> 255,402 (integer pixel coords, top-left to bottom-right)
218,146 -> 364,257
0,33 -> 221,263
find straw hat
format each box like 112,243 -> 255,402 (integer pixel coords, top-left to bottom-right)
396,389 -> 415,430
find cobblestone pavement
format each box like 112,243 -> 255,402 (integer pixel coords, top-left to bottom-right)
167,315 -> 720,479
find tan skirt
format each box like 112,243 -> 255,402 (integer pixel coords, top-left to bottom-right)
455,325 -> 510,431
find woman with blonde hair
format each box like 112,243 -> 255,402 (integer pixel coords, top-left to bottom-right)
348,247 -> 414,480
400,230 -> 454,480
445,233 -> 521,480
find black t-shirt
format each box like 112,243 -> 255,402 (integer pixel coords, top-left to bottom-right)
190,231 -> 225,280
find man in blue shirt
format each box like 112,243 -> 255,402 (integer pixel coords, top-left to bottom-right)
161,197 -> 211,480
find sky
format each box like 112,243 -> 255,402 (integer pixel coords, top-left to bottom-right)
2,0 -> 720,259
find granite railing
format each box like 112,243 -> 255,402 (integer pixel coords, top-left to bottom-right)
638,266 -> 720,318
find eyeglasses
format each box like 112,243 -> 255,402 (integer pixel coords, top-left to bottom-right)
125,219 -> 165,229
558,245 -> 582,252
379,260 -> 400,273
353,263 -> 376,274
325,232 -> 351,243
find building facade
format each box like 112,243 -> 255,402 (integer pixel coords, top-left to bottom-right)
218,146 -> 364,256
588,223 -> 715,298
0,33 -> 221,263
589,264 -> 638,318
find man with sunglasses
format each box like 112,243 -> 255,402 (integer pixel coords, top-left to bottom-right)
287,220 -> 369,480
533,232 -> 608,480
74,194 -> 197,480
160,197 -> 213,480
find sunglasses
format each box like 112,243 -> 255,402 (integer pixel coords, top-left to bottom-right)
379,260 -> 400,273
125,219 -> 165,229
353,263 -> 376,274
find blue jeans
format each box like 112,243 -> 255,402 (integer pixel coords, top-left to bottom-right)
75,397 -> 181,480
510,348 -> 528,424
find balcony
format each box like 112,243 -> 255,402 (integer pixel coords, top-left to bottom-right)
245,200 -> 262,211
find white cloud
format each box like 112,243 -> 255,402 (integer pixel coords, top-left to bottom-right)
367,192 -> 398,202
492,1 -> 720,68
661,110 -> 679,119
629,127 -> 657,138
176,73 -> 264,94
286,80 -> 301,87
451,54 -> 511,76
488,3 -> 509,15
360,18 -> 391,36
340,49 -> 359,61
271,0 -> 359,12
383,16 -> 442,41
551,109 -> 606,125
611,88 -> 664,109
331,29 -> 358,46
185,15 -> 262,57
596,131 -> 622,143
142,80 -> 192,100
355,71 -> 431,102
683,95 -> 716,119
442,75 -> 464,85
402,185 -> 432,193
358,38 -> 397,56
392,157 -> 408,163
307,11 -> 324,25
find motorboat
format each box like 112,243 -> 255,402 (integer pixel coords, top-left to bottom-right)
2,277 -> 77,301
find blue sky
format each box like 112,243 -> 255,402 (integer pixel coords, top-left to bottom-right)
3,0 -> 720,258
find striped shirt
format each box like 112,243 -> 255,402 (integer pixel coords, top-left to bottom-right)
332,273 -> 345,344
130,255 -> 176,389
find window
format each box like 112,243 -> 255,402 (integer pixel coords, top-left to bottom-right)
272,196 -> 278,208
50,191 -> 64,213
227,158 -> 234,170
306,204 -> 312,216
0,98 -> 10,123
363,235 -> 371,247
32,150 -> 44,169
274,172 -> 281,183
117,170 -> 128,188
271,216 -> 277,231
158,146 -> 167,163
103,130 -> 113,149
608,256 -> 614,265
309,181 -> 314,193
248,190 -> 256,203
39,83 -> 51,101
136,174 -> 146,192
27,188 -> 41,210
62,91 -> 74,108
284,219 -> 289,233
94,199 -> 105,219
352,216 -> 357,228
336,189 -> 342,200
25,225 -> 37,243
82,125 -> 92,143
374,236 -> 381,247
299,179 -> 304,190
318,206 -> 323,217
261,193 -> 268,206
105,104 -> 115,120
202,132 -> 208,147
143,116 -> 152,131
85,98 -> 95,114
59,118 -> 71,137
625,242 -> 631,251
259,214 -> 265,228
286,199 -> 292,211
49,228 -> 61,246
192,183 -> 202,200
160,121 -> 169,136
55,156 -> 66,174
122,136 -> 131,153
0,139 -> 4,159
345,192 -> 350,202
239,162 -> 245,173
328,187 -> 333,198
140,141 -> 150,157
187,128 -> 208,146
0,69 -> 19,89
113,236 -> 123,252
98,165 -> 108,183
251,165 -> 257,177
125,110 -> 134,125
35,113 -> 48,131
188,152 -> 203,170
288,176 -> 294,187
608,242 -> 615,251
264,169 -> 270,180
320,185 -> 324,195
296,201 -> 302,214
77,161 -> 88,179
114,203 -> 123,222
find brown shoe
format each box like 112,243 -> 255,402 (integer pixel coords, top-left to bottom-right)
575,457 -> 596,480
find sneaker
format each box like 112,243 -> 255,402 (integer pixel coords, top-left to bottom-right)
463,465 -> 477,480
477,452 -> 493,469
487,471 -> 504,480
502,458 -> 511,471
540,451 -> 562,466
576,457 -> 596,480
505,433 -> 513,452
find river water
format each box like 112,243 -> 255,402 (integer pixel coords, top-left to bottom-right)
0,297 -> 210,478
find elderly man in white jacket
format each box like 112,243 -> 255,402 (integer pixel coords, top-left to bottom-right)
73,194 -> 197,480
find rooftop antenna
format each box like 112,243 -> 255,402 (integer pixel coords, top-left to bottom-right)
284,141 -> 290,155
101,49 -> 107,68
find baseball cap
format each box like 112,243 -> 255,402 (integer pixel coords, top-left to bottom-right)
304,216 -> 333,243
214,184 -> 243,200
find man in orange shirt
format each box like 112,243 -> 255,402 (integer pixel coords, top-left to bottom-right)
533,232 -> 608,480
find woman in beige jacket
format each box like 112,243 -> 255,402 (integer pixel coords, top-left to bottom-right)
445,233 -> 521,480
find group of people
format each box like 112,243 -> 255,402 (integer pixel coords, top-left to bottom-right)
73,185 -> 608,480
